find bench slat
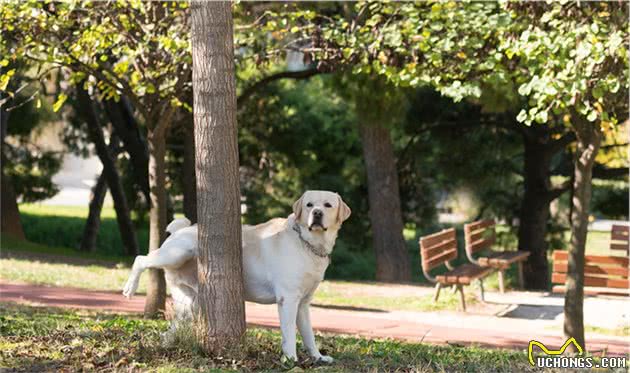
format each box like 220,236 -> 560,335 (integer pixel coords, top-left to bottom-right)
610,243 -> 629,252
421,238 -> 457,258
552,285 -> 629,297
436,263 -> 492,285
551,273 -> 629,289
553,251 -> 629,266
420,228 -> 456,248
422,248 -> 457,270
611,232 -> 629,242
611,225 -> 629,235
464,219 -> 495,233
553,262 -> 629,278
478,250 -> 530,267
466,230 -> 494,245
467,236 -> 495,254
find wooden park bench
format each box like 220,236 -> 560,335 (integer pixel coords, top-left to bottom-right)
420,228 -> 492,311
551,250 -> 629,297
464,219 -> 530,293
610,224 -> 629,255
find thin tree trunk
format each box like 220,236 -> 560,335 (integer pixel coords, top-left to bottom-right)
77,86 -> 140,257
103,98 -> 151,205
192,0 -> 246,353
358,121 -> 411,282
144,129 -> 168,318
79,171 -> 108,252
0,107 -> 25,240
564,119 -> 602,352
518,133 -> 552,290
183,122 -> 197,223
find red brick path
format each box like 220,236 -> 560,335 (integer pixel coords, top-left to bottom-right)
1,282 -> 627,357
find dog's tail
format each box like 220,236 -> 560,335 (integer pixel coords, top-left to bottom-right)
166,217 -> 191,235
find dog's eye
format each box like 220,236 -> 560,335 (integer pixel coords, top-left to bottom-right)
324,202 -> 332,208
306,202 -> 313,208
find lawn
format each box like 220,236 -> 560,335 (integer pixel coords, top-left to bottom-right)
0,246 -> 477,313
0,303 -> 539,372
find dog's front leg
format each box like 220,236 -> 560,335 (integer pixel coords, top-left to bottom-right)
297,300 -> 333,363
277,295 -> 299,361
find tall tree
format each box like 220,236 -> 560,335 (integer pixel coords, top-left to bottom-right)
1,1 -> 192,317
331,1 -> 628,347
191,0 -> 246,352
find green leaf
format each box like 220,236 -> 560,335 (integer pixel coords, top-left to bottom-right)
53,93 -> 68,112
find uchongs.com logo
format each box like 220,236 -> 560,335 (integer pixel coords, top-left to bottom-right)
528,337 -> 627,369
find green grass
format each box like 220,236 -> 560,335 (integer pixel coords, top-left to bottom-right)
18,203 -> 150,257
0,246 -> 475,312
0,303 -> 539,372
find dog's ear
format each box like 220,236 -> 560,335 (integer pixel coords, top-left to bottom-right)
292,194 -> 304,221
336,194 -> 351,224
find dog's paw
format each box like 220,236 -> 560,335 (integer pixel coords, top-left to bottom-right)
280,354 -> 298,369
122,278 -> 138,298
316,355 -> 334,364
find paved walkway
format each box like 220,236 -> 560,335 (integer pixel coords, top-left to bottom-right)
1,282 -> 628,357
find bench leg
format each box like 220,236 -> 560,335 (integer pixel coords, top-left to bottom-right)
498,270 -> 505,293
517,262 -> 525,289
457,285 -> 466,312
478,279 -> 485,302
434,283 -> 442,302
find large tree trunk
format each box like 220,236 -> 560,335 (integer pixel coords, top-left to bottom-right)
564,119 -> 602,352
182,122 -> 197,223
79,171 -> 108,252
103,98 -> 151,205
143,129 -> 168,318
77,87 -> 139,257
358,121 -> 411,282
518,132 -> 553,290
0,108 -> 25,240
192,0 -> 246,353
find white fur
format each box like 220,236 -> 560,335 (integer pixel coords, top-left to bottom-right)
122,190 -> 351,363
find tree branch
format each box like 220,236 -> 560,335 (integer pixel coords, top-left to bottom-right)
546,179 -> 572,202
236,68 -> 322,107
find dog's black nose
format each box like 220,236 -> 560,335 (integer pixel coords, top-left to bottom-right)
313,209 -> 323,219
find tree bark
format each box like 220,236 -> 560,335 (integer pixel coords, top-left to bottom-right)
76,87 -> 140,257
182,122 -> 198,223
79,171 -> 108,252
564,118 -> 602,352
103,98 -> 151,205
358,121 -> 412,282
518,131 -> 553,290
192,0 -> 246,353
0,107 -> 25,240
143,129 -> 168,318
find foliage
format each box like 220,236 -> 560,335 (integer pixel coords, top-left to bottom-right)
0,303 -> 538,372
1,1 -> 191,124
2,85 -> 62,203
590,180 -> 629,220
292,1 -> 629,129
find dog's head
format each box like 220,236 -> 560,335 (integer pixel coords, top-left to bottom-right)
292,190 -> 351,232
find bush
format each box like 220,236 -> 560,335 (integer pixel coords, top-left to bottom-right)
19,204 -> 149,256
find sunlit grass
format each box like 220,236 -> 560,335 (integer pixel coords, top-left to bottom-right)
0,303 -> 536,372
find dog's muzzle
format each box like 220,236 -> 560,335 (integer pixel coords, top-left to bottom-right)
308,209 -> 326,231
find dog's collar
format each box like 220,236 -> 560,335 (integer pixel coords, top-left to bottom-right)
292,223 -> 330,259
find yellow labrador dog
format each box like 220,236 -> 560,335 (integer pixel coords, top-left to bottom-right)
122,190 -> 351,363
